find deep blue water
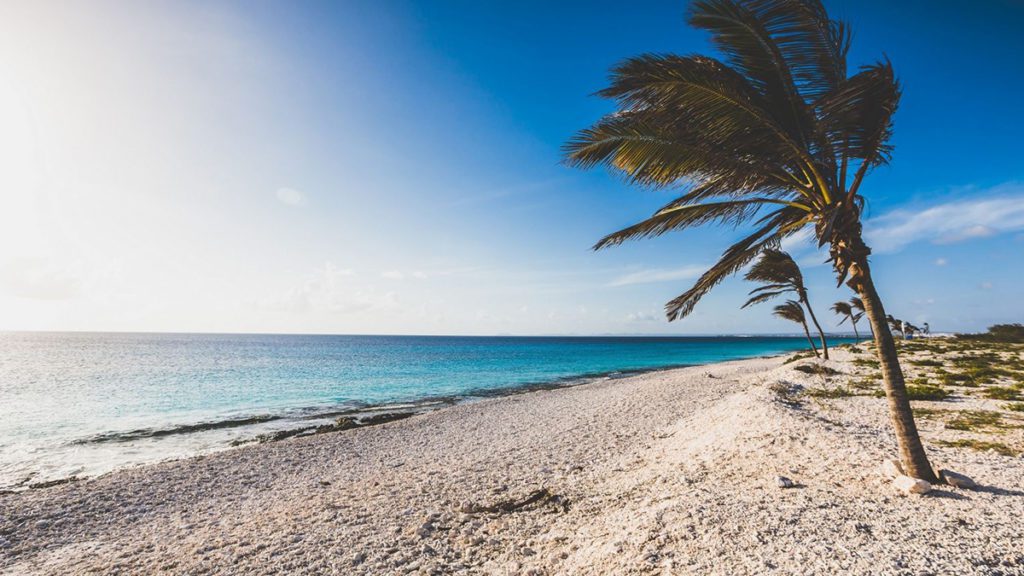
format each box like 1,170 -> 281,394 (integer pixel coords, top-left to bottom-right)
0,332 -> 843,488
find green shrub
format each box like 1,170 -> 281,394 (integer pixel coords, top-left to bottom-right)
936,438 -> 1017,456
905,384 -> 949,401
982,386 -> 1022,401
945,410 -> 1003,431
806,387 -> 856,398
793,363 -> 842,376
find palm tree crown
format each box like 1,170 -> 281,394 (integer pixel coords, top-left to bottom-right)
742,249 -> 829,357
773,299 -> 820,356
566,0 -> 898,320
773,300 -> 806,324
831,299 -> 862,339
742,249 -> 808,308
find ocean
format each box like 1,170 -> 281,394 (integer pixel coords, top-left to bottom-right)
0,332 -> 845,489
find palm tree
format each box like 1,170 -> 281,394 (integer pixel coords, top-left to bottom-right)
742,249 -> 828,358
830,300 -> 861,339
564,0 -> 937,480
849,296 -> 872,338
887,315 -> 906,339
773,300 -> 819,356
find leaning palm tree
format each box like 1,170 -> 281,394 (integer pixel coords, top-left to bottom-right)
773,300 -> 819,356
742,249 -> 828,358
887,315 -> 906,339
565,0 -> 937,479
830,300 -> 862,339
849,296 -> 872,338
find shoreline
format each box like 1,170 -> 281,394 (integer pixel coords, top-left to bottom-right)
3,344 -> 1021,574
5,356 -> 761,493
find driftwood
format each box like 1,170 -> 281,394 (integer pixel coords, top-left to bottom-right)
464,488 -> 570,514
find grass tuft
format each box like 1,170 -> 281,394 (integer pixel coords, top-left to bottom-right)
905,384 -> 950,401
936,438 -> 1017,456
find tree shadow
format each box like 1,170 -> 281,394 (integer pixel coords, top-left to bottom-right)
923,489 -> 969,500
973,484 -> 1024,497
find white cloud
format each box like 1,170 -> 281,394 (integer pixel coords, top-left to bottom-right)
256,263 -> 401,316
381,269 -> 428,280
608,265 -> 705,287
934,258 -> 948,266
275,187 -> 307,206
626,310 -> 660,322
0,257 -> 83,300
865,189 -> 1024,253
980,281 -> 993,290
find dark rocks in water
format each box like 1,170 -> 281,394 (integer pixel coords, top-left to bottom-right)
253,412 -> 416,444
333,417 -> 359,431
360,412 -> 415,426
29,476 -> 80,490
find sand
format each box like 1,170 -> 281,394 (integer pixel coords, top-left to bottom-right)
2,346 -> 1023,575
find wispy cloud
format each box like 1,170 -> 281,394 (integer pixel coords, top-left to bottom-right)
255,263 -> 399,315
865,187 -> 1024,252
608,265 -> 705,287
381,270 -> 429,280
275,187 -> 307,206
0,257 -> 83,300
448,178 -> 565,207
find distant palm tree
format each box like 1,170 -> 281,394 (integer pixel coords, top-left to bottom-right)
565,0 -> 937,479
830,300 -> 862,340
887,315 -> 906,339
849,296 -> 872,338
773,300 -> 819,356
742,249 -> 828,358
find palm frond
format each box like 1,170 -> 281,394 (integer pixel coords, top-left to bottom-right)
818,60 -> 901,183
772,299 -> 806,324
741,290 -> 787,308
593,199 -> 769,250
849,296 -> 865,313
664,206 -> 805,320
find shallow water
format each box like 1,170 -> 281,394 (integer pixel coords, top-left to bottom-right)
0,332 -> 846,488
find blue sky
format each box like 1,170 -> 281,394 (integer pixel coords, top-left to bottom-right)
0,0 -> 1021,335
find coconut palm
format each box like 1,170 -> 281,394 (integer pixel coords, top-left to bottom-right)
887,315 -> 906,339
564,0 -> 937,479
849,296 -> 872,338
830,300 -> 862,339
773,300 -> 819,356
742,249 -> 828,358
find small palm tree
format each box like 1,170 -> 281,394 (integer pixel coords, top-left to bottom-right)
773,300 -> 819,356
830,300 -> 862,339
742,249 -> 828,358
565,0 -> 937,479
887,315 -> 906,339
849,296 -> 872,338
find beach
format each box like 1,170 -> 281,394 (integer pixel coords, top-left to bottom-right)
2,344 -> 1023,575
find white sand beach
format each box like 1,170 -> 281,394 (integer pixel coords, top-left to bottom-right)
2,346 -> 1023,575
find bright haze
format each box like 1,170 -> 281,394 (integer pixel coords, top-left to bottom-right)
1,0 -> 1022,335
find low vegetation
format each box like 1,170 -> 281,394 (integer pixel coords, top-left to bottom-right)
819,334 -> 1024,457
935,439 -> 1018,457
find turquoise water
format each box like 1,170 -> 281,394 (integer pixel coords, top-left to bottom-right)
0,332 -> 844,488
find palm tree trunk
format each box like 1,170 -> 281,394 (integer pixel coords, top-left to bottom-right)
853,265 -> 937,482
801,320 -> 820,357
850,315 -> 860,340
801,295 -> 829,360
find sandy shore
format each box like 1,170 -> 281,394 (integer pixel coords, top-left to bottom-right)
2,347 -> 1023,575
